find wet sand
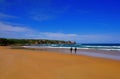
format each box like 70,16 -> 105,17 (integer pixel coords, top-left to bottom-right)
0,46 -> 120,79
16,46 -> 120,55
18,46 -> 120,60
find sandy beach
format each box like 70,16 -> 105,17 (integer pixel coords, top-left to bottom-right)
0,46 -> 120,79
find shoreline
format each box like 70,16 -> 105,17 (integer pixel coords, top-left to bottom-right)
10,46 -> 120,60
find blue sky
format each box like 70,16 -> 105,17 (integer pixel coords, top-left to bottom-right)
0,0 -> 120,43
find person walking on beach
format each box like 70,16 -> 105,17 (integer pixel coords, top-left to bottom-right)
75,47 -> 77,54
70,47 -> 73,53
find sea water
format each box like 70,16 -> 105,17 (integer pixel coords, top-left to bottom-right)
23,44 -> 120,60
27,43 -> 120,51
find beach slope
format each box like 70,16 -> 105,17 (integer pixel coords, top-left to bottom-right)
0,46 -> 120,79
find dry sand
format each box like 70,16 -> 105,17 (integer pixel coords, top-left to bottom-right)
0,46 -> 120,79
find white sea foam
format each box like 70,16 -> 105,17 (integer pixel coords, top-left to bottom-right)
23,46 -> 120,51
100,49 -> 120,51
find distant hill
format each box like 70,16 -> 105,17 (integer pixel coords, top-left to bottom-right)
0,38 -> 76,46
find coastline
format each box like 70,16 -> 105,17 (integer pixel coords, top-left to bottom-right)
0,46 -> 120,79
11,46 -> 120,60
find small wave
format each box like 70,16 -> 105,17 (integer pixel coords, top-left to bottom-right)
23,45 -> 120,51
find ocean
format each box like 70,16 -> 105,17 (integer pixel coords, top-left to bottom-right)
24,43 -> 120,51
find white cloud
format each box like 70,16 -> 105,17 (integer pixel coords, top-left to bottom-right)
0,22 -> 31,32
0,13 -> 17,19
32,14 -> 53,21
30,2 -> 70,21
24,32 -> 79,41
0,22 -> 119,43
25,32 -> 120,43
42,32 -> 78,37
0,22 -> 78,40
